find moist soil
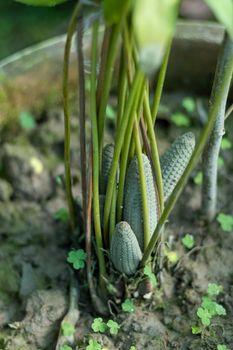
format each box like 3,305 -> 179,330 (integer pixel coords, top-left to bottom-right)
0,93 -> 232,350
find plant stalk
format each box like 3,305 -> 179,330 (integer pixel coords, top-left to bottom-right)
63,2 -> 81,230
141,33 -> 233,266
202,35 -> 233,222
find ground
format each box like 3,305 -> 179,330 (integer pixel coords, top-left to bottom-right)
0,77 -> 232,349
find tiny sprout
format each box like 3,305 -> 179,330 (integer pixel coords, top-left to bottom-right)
121,299 -> 135,313
182,234 -> 194,249
165,250 -> 178,264
194,171 -> 203,185
170,112 -> 191,127
217,213 -> 233,232
217,345 -> 230,350
182,96 -> 196,113
129,347 -> 137,350
106,319 -> 120,335
86,339 -> 102,350
91,318 -> 107,333
221,137 -> 232,150
143,265 -> 157,287
67,249 -> 87,270
54,208 -> 69,222
191,325 -> 202,335
61,322 -> 75,336
207,283 -> 223,296
60,345 -> 73,350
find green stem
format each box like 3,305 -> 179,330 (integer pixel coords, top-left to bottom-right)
98,0 -> 131,150
63,2 -> 81,230
141,33 -> 233,267
103,70 -> 144,241
116,45 -> 128,130
90,20 -> 106,288
109,183 -> 117,242
151,40 -> 172,125
202,35 -> 233,221
143,91 -> 164,213
133,122 -> 150,251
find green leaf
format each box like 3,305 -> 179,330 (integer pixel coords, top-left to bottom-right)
218,157 -> 224,168
182,97 -> 196,113
121,299 -> 135,313
204,0 -> 233,39
91,318 -> 107,333
221,137 -> 232,150
182,234 -> 195,249
54,208 -> 69,222
194,171 -> 203,185
86,339 -> 102,350
215,303 -> 226,316
197,307 -> 211,326
201,297 -> 217,316
191,325 -> 202,334
19,111 -> 36,131
207,283 -> 223,296
67,249 -> 87,270
170,112 -> 191,127
106,320 -> 120,335
217,345 -> 230,350
133,0 -> 179,74
62,322 -> 75,337
129,347 -> 137,350
60,345 -> 73,350
15,0 -> 68,6
106,104 -> 116,121
143,265 -> 157,287
102,0 -> 126,25
217,213 -> 233,232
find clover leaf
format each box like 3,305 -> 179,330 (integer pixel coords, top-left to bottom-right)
91,318 -> 107,333
67,249 -> 87,270
60,345 -> 73,350
86,339 -> 102,350
121,299 -> 135,313
217,213 -> 233,232
191,325 -> 202,334
107,320 -> 120,335
217,345 -> 230,350
197,307 -> 211,326
62,322 -> 75,337
207,283 -> 223,296
182,234 -> 194,249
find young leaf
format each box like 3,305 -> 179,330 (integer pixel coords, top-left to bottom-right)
217,213 -> 233,232
106,320 -> 120,335
215,303 -> 226,316
182,97 -> 196,113
62,322 -> 75,337
197,307 -> 211,326
207,283 -> 223,296
106,104 -> 116,121
60,345 -> 73,350
102,0 -> 126,25
54,208 -> 69,222
91,318 -> 107,333
191,325 -> 202,334
19,111 -> 36,130
133,0 -> 179,74
67,249 -> 87,270
182,234 -> 194,249
143,265 -> 157,287
203,0 -> 233,39
129,347 -> 137,350
194,171 -> 203,185
170,112 -> 190,127
121,299 -> 135,313
217,345 -> 230,350
221,137 -> 232,150
165,250 -> 178,263
86,339 -> 102,350
15,0 -> 68,6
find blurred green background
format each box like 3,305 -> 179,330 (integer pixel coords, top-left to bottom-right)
0,0 -> 75,60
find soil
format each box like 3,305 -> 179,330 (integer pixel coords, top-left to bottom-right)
0,91 -> 233,350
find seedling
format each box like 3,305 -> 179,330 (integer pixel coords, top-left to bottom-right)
91,318 -> 107,334
121,299 -> 135,313
19,111 -> 36,131
67,249 -> 87,270
221,137 -> 232,150
207,283 -> 223,296
106,320 -> 120,335
182,234 -> 195,249
194,171 -> 203,185
62,322 -> 75,336
217,213 -> 233,232
217,345 -> 230,350
86,339 -> 102,350
129,347 -> 137,350
170,112 -> 190,127
182,97 -> 196,113
54,208 -> 69,222
143,265 -> 158,287
60,345 -> 73,350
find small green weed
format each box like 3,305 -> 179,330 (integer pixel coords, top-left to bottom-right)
207,283 -> 223,296
182,97 -> 196,113
61,322 -> 75,336
121,299 -> 135,313
221,137 -> 232,150
129,347 -> 137,350
60,345 -> 73,350
182,234 -> 195,249
194,171 -> 203,185
67,249 -> 87,269
170,112 -> 190,127
86,339 -> 102,350
106,320 -> 120,335
191,325 -> 202,335
217,213 -> 233,232
217,345 -> 230,350
91,318 -> 107,333
143,265 -> 157,287
54,208 -> 69,222
19,111 -> 36,131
